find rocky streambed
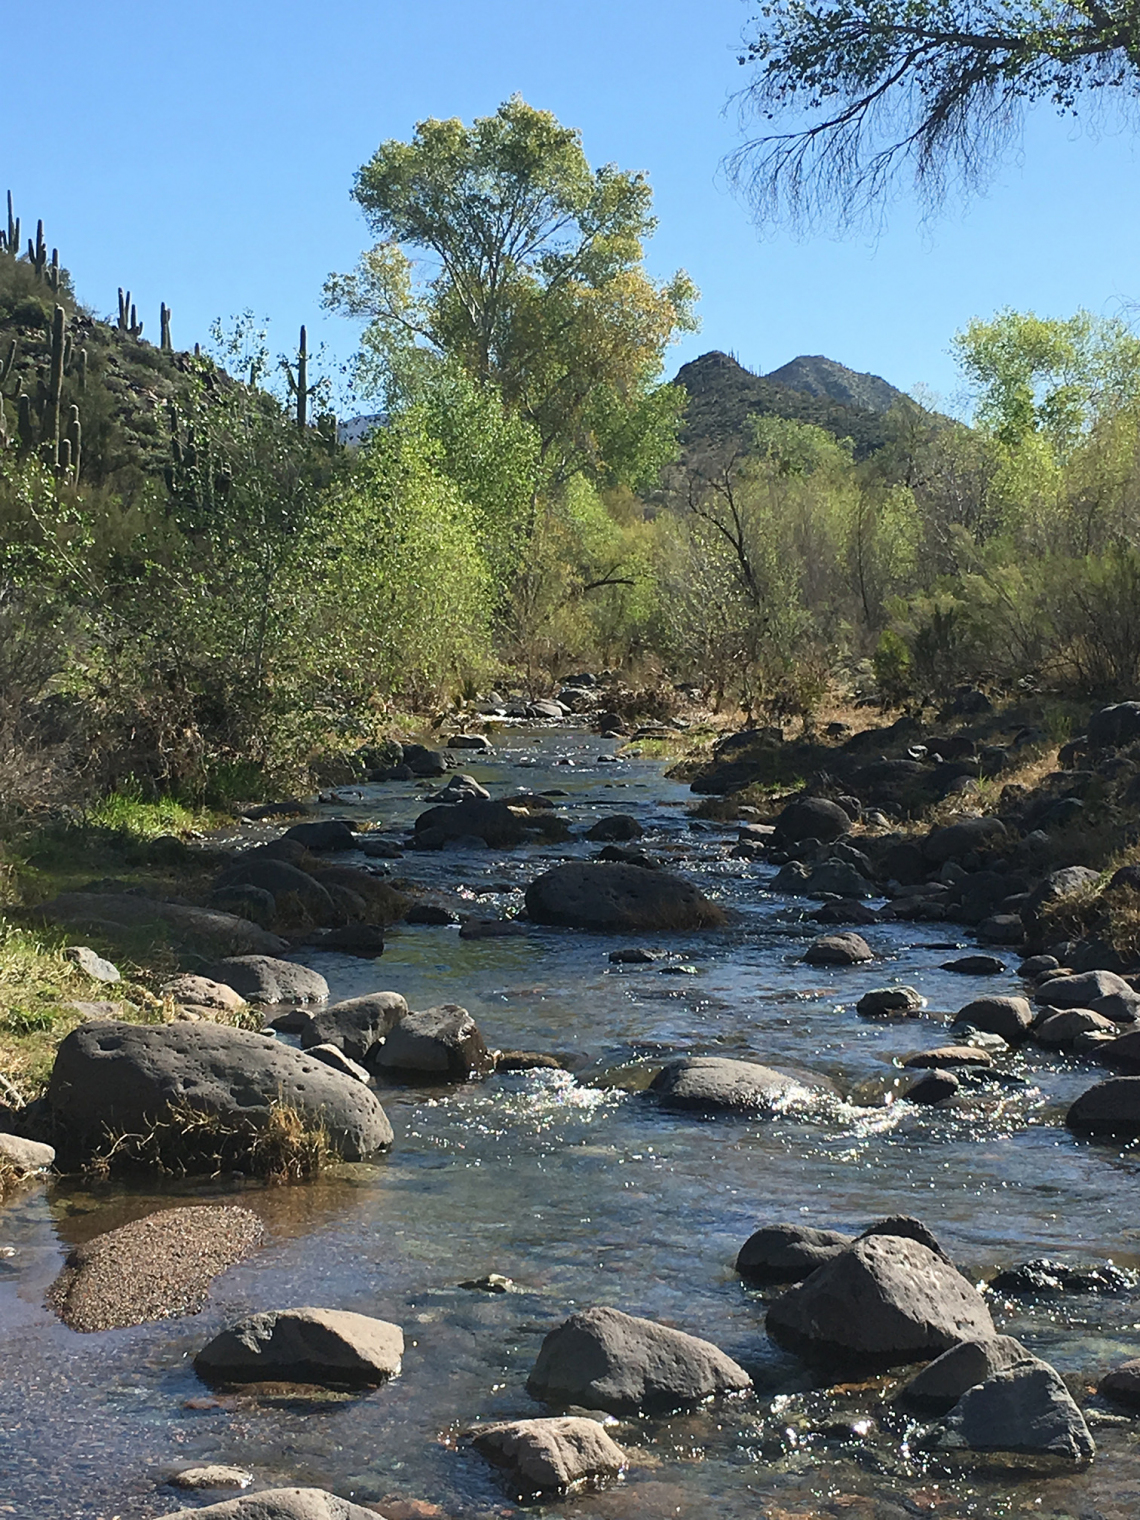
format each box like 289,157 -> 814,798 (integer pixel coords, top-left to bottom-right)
5,725 -> 1140,1517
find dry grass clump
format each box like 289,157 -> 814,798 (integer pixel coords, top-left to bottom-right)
83,1099 -> 333,1183
0,1154 -> 22,1200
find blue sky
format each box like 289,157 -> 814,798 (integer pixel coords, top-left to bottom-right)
7,0 -> 1140,416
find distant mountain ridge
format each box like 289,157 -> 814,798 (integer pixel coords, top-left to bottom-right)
673,350 -> 898,460
763,354 -> 906,415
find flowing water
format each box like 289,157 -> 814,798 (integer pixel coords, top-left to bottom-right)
3,730 -> 1140,1518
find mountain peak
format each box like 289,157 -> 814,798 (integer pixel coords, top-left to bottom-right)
763,355 -> 905,415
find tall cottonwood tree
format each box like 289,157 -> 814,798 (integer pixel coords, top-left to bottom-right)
732,0 -> 1140,224
325,96 -> 697,488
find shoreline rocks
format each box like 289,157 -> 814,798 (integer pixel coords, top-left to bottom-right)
525,862 -> 725,932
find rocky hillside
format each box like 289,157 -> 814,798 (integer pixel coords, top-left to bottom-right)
764,354 -> 907,415
673,350 -> 894,461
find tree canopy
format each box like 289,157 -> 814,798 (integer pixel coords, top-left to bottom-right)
732,0 -> 1140,225
325,96 -> 697,485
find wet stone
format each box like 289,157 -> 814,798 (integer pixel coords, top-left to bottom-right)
903,1045 -> 993,1070
156,1489 -> 381,1519
471,1416 -> 626,1491
169,1466 -> 253,1490
804,932 -> 874,966
736,1223 -> 853,1282
856,986 -> 923,1017
941,955 -> 1005,975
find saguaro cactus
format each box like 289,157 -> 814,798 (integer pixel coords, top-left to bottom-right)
64,403 -> 81,482
43,304 -> 65,459
27,220 -> 47,280
160,302 -> 172,351
2,191 -> 19,257
283,324 -> 317,429
117,288 -> 144,339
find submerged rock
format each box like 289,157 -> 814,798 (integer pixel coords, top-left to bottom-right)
766,1234 -> 993,1364
857,986 -> 922,1017
156,1487 -> 380,1519
471,1417 -> 626,1491
525,862 -> 725,933
526,1305 -> 751,1413
648,1056 -> 837,1116
47,1205 -> 264,1332
195,1307 -> 403,1386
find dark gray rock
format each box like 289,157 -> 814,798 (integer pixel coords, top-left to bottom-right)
1098,1029 -> 1140,1071
804,932 -> 874,965
1033,1008 -> 1116,1047
926,1364 -> 1095,1465
415,798 -> 529,849
525,862 -> 725,932
1035,970 -> 1130,1009
1018,955 -> 1059,978
648,1056 -> 837,1116
1024,867 -> 1101,919
585,814 -> 643,842
800,860 -> 874,899
766,1234 -> 993,1363
896,1335 -> 1041,1413
736,1223 -> 853,1282
195,1307 -> 403,1385
1100,1357 -> 1140,1406
857,986 -> 922,1017
299,992 -> 408,1062
899,1069 -> 960,1104
1087,990 -> 1140,1023
48,1021 -> 393,1159
305,1044 -> 371,1083
208,886 -> 278,930
312,924 -> 386,957
1087,701 -> 1140,749
952,996 -> 1033,1044
282,820 -> 357,852
773,796 -> 852,846
923,817 -> 1006,865
214,858 -> 336,925
199,956 -> 329,1005
448,733 -> 493,751
941,955 -> 1005,976
404,903 -> 459,925
1067,1076 -> 1140,1136
471,1416 -> 626,1491
371,1004 -> 495,1079
526,1305 -> 751,1414
34,894 -> 287,957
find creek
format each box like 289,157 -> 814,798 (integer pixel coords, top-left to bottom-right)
2,728 -> 1140,1518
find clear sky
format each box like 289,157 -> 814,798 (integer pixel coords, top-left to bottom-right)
7,0 -> 1140,416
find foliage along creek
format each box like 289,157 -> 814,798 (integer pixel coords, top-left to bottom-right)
2,726 -> 1140,1519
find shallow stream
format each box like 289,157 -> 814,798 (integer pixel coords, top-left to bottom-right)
3,730 -> 1140,1518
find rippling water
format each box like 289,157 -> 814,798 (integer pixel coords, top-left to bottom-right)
4,730 -> 1140,1518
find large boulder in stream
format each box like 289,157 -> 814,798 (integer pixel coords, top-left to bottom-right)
736,1223 -> 853,1282
370,1004 -> 495,1080
925,1364 -> 1095,1465
48,1021 -> 393,1159
195,1307 -> 403,1386
525,862 -> 725,932
32,893 -> 286,957
766,1234 -> 994,1364
649,1056 -> 837,1117
415,797 -> 530,849
772,796 -> 852,846
895,1335 -> 1040,1413
1066,1075 -> 1140,1137
157,1490 -> 380,1520
526,1305 -> 751,1413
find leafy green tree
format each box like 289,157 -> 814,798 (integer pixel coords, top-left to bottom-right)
733,0 -> 1140,223
325,96 -> 697,487
953,309 -> 1140,453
